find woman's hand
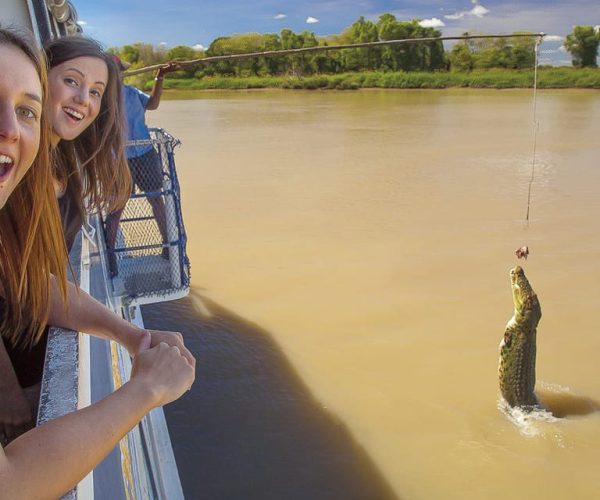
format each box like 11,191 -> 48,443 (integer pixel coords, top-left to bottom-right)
129,342 -> 195,408
146,330 -> 196,369
126,328 -> 195,370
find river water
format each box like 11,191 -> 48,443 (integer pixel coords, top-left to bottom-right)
144,89 -> 600,499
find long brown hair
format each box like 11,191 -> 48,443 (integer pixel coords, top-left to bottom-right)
45,36 -> 131,214
0,28 -> 68,349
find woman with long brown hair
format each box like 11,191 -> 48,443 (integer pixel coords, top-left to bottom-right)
0,27 -> 194,497
0,27 -> 69,443
45,35 -> 132,251
0,35 -> 132,441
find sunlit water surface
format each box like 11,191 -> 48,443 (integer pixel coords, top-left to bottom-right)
146,89 -> 600,499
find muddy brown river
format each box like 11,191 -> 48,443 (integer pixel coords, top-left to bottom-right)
146,89 -> 600,499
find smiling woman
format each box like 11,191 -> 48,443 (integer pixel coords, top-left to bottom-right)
1,38 -> 134,431
0,28 -> 68,348
0,26 -> 70,445
45,36 -> 132,232
48,56 -> 108,144
0,44 -> 42,208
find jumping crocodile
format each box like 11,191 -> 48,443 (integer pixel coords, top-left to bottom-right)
498,266 -> 542,410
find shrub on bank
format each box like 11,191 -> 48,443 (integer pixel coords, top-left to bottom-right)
145,67 -> 600,92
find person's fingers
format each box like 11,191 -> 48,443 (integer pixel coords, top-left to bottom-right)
132,342 -> 196,405
169,332 -> 195,367
149,330 -> 195,368
176,343 -> 195,368
181,346 -> 196,369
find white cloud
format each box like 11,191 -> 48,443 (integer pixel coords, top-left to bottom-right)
77,20 -> 88,26
419,18 -> 445,28
444,2 -> 490,21
471,5 -> 490,17
193,44 -> 206,51
540,49 -> 558,54
159,41 -> 167,46
558,45 -> 567,52
306,16 -> 319,24
274,13 -> 287,20
544,35 -> 564,42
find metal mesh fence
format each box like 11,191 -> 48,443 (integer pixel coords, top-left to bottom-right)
102,128 -> 190,304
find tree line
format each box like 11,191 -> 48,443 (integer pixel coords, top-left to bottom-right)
109,15 -> 600,80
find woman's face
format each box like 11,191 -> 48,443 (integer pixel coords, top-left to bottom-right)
48,56 -> 108,144
0,44 -> 42,209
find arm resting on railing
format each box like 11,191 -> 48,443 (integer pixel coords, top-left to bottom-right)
0,342 -> 194,500
47,276 -> 195,367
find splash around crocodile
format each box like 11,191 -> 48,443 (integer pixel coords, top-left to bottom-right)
498,266 -> 542,411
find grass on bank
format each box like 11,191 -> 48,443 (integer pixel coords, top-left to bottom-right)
132,67 -> 600,93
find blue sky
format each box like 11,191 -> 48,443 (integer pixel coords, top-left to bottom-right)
75,1 -> 600,66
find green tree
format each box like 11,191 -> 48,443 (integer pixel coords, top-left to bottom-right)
120,44 -> 140,64
167,45 -> 198,61
564,26 -> 599,67
449,42 -> 473,71
258,33 -> 282,75
460,33 -> 536,70
280,28 -> 321,75
166,45 -> 202,77
342,17 -> 379,71
205,37 -> 237,75
507,35 -> 536,69
375,17 -> 444,72
377,14 -> 408,71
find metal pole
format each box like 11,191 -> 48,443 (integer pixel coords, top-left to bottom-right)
123,32 -> 546,77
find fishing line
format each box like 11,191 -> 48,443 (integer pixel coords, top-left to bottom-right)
524,36 -> 543,226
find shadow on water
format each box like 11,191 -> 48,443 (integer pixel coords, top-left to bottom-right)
141,293 -> 399,500
538,389 -> 600,418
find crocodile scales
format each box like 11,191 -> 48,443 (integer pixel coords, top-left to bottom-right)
498,266 -> 542,410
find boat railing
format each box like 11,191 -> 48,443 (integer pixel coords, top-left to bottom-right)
102,128 -> 191,307
38,223 -> 184,499
38,125 -> 191,498
38,232 -> 91,500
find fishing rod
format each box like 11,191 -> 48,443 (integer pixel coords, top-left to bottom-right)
123,32 -> 546,77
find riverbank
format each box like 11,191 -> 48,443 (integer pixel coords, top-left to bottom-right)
143,67 -> 600,92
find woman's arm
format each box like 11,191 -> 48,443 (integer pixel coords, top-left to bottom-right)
0,342 -> 194,500
48,277 -> 195,367
49,277 -> 146,353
